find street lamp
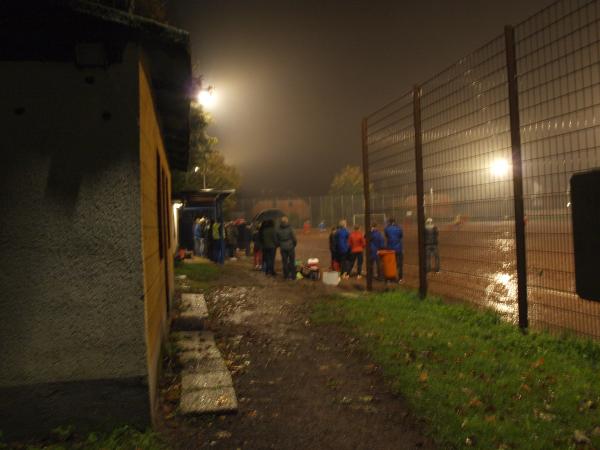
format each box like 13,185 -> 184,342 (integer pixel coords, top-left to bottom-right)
193,165 -> 207,189
197,85 -> 217,110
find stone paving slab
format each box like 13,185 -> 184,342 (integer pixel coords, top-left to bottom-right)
181,293 -> 208,316
181,371 -> 233,392
178,347 -> 222,364
179,387 -> 238,415
172,331 -> 215,344
182,355 -> 229,374
172,293 -> 209,331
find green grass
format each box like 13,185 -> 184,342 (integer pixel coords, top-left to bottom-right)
2,426 -> 166,450
174,259 -> 220,291
313,291 -> 600,449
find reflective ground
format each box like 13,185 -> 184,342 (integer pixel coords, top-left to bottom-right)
294,223 -> 600,340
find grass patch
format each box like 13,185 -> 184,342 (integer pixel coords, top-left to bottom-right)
174,259 -> 220,291
313,291 -> 600,449
2,425 -> 166,450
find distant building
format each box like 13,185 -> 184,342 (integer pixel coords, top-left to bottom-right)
0,1 -> 191,438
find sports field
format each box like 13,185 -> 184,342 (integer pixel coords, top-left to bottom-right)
294,221 -> 600,339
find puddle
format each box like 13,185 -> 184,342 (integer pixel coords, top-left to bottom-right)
484,271 -> 518,319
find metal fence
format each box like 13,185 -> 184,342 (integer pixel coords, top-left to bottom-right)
236,194 -> 408,229
361,0 -> 600,339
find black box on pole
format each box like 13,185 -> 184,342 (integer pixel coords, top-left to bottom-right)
570,170 -> 600,301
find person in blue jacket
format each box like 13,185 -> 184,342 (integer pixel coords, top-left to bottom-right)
369,222 -> 385,280
336,219 -> 351,279
384,217 -> 404,282
193,217 -> 202,256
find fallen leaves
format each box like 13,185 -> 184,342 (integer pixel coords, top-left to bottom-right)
419,371 -> 429,383
215,430 -> 232,439
468,397 -> 482,408
573,429 -> 591,445
531,357 -> 545,369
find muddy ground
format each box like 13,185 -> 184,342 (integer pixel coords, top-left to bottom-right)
158,257 -> 433,450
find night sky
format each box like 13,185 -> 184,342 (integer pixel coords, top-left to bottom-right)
169,0 -> 551,196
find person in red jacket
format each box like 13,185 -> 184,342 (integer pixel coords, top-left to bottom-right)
348,224 -> 366,278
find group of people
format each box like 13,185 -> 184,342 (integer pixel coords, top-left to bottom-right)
195,214 -> 440,283
192,217 -> 225,262
251,216 -> 298,280
329,217 -> 440,282
224,220 -> 252,259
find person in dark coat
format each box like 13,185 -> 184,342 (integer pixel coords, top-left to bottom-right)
276,216 -> 298,280
225,222 -> 238,258
237,219 -> 250,256
252,222 -> 263,270
336,220 -> 351,279
259,220 -> 277,276
369,223 -> 385,280
384,218 -> 404,282
328,226 -> 338,270
425,217 -> 440,273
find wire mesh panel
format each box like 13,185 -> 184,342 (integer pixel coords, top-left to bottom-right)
515,0 -> 600,338
365,92 -> 419,286
419,36 -> 518,320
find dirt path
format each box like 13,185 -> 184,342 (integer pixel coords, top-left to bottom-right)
160,258 -> 432,450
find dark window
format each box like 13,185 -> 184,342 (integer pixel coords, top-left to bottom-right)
164,170 -> 171,247
156,152 -> 164,260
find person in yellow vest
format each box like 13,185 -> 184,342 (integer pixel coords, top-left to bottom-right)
212,220 -> 222,262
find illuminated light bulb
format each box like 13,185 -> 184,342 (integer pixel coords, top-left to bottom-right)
490,158 -> 510,178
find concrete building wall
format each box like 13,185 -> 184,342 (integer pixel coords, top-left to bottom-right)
138,59 -> 175,417
0,44 -> 149,437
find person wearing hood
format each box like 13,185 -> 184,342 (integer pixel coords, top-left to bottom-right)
384,218 -> 404,282
425,217 -> 440,273
336,219 -> 351,279
276,216 -> 297,280
369,222 -> 385,280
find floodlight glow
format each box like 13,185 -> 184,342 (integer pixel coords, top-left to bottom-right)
194,166 -> 200,173
490,158 -> 510,178
197,88 -> 217,109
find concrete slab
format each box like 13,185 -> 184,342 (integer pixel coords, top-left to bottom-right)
181,371 -> 233,392
171,331 -> 215,344
179,387 -> 238,415
178,347 -> 222,364
181,293 -> 208,317
172,293 -> 209,331
182,356 -> 229,374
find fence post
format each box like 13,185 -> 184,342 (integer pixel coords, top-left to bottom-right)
361,118 -> 373,291
413,85 -> 427,299
505,25 -> 528,330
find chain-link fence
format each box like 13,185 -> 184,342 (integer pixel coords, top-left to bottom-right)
361,0 -> 600,339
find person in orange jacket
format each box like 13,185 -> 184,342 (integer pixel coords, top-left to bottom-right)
348,224 -> 366,278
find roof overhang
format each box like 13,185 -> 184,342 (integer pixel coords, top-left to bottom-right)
173,189 -> 236,207
0,0 -> 192,171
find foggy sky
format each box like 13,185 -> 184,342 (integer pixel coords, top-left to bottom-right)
169,0 -> 551,196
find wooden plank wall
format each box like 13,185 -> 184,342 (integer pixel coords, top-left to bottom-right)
138,60 -> 175,417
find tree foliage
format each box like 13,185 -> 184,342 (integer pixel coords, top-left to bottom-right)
172,104 -> 241,213
329,165 -> 366,195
